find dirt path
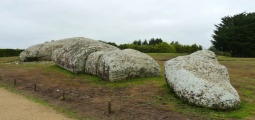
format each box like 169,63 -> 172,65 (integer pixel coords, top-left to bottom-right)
0,87 -> 73,120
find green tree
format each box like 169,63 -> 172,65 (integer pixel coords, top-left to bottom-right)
212,12 -> 255,57
142,39 -> 148,45
99,40 -> 118,47
154,38 -> 163,45
208,46 -> 218,53
209,46 -> 231,57
133,40 -> 142,45
149,38 -> 163,45
119,44 -> 129,49
138,39 -> 142,45
149,38 -> 155,45
133,40 -> 139,45
172,41 -> 185,53
155,42 -> 176,53
189,44 -> 202,53
119,39 -> 202,53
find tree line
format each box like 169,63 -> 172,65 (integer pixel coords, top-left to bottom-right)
101,38 -> 202,53
0,39 -> 202,57
0,49 -> 24,57
212,12 -> 255,57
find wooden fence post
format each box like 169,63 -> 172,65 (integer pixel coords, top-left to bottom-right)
34,82 -> 37,91
62,91 -> 65,100
108,101 -> 112,115
14,79 -> 16,86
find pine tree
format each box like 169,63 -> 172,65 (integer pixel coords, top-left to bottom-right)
212,12 -> 255,57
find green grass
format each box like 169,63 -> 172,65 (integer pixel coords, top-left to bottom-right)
36,54 -> 255,119
146,53 -> 255,119
151,83 -> 255,119
0,56 -> 20,63
0,82 -> 20,94
0,54 -> 255,119
217,56 -> 255,61
48,63 -> 164,88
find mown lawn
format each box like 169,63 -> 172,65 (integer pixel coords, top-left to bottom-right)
0,54 -> 254,119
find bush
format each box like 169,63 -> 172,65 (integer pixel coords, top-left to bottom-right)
217,51 -> 231,57
0,49 -> 24,57
208,46 -> 231,57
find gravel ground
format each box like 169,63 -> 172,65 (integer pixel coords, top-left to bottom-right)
0,87 -> 73,120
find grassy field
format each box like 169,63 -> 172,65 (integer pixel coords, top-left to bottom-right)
148,53 -> 255,119
0,54 -> 254,119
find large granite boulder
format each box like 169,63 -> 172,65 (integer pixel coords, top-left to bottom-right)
20,37 -> 81,61
85,49 -> 160,82
164,50 -> 240,110
20,37 -> 160,81
51,37 -> 119,73
20,44 -> 43,61
85,51 -> 105,75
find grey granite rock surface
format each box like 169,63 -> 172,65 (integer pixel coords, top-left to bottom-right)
164,50 -> 240,109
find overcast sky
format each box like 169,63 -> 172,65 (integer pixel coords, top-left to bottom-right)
0,0 -> 254,49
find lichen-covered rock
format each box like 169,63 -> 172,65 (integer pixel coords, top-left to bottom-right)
85,51 -> 106,75
19,37 -> 81,61
20,37 -> 160,81
164,50 -> 240,110
51,37 -> 119,73
85,49 -> 160,82
20,44 -> 44,61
